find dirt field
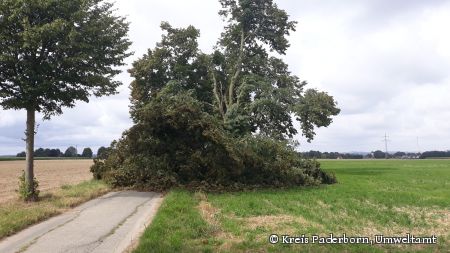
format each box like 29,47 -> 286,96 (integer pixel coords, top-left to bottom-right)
0,160 -> 93,203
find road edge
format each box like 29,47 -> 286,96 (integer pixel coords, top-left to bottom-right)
121,194 -> 165,253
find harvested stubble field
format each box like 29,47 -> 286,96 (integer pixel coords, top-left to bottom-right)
0,159 -> 93,203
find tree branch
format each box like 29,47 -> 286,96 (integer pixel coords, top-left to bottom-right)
210,67 -> 225,117
228,30 -> 245,107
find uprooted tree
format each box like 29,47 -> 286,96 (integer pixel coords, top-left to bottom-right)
0,0 -> 131,201
91,0 -> 340,191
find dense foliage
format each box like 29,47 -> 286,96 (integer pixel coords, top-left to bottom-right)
64,146 -> 78,157
92,86 -> 336,190
93,0 -> 339,191
16,147 -> 95,158
96,146 -> 110,159
0,0 -> 131,116
17,148 -> 62,157
420,151 -> 450,159
81,147 -> 93,158
18,171 -> 39,201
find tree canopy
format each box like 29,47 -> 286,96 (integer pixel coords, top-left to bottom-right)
33,148 -> 62,157
0,0 -> 131,117
81,147 -> 93,158
96,146 -> 110,159
64,146 -> 77,157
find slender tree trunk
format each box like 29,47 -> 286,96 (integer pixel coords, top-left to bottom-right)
25,107 -> 36,201
228,30 -> 245,107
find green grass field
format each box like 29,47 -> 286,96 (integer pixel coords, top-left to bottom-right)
134,159 -> 450,253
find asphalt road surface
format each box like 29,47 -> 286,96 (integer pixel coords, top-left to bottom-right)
0,191 -> 163,253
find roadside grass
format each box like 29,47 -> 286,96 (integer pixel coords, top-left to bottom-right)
134,160 -> 450,253
133,191 -> 215,253
0,180 -> 110,239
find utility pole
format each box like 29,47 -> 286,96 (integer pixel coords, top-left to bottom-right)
382,133 -> 389,159
416,136 -> 420,153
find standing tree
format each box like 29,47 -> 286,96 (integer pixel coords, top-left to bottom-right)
96,146 -> 109,159
64,146 -> 78,157
48,148 -> 62,157
16,151 -> 26,157
0,0 -> 131,200
373,150 -> 386,159
212,0 -> 340,140
81,147 -> 93,158
130,0 -> 339,141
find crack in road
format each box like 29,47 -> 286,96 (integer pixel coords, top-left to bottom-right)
79,197 -> 153,253
15,193 -> 124,252
16,207 -> 89,253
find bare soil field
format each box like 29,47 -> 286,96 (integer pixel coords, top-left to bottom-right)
0,160 -> 93,203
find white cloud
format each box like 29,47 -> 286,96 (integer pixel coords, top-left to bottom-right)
1,0 -> 450,154
288,0 -> 450,152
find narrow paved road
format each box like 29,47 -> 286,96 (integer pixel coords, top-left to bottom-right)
0,191 -> 163,253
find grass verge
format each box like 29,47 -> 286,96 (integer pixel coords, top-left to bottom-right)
133,191 -> 214,253
0,180 -> 110,239
134,160 -> 450,253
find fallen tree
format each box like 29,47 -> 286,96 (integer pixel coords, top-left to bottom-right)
92,0 -> 340,191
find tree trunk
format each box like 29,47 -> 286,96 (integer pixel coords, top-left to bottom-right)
25,108 -> 36,201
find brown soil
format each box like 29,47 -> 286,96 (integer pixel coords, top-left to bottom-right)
0,159 -> 93,203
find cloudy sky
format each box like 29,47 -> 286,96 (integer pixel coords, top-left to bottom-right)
1,0 -> 450,154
